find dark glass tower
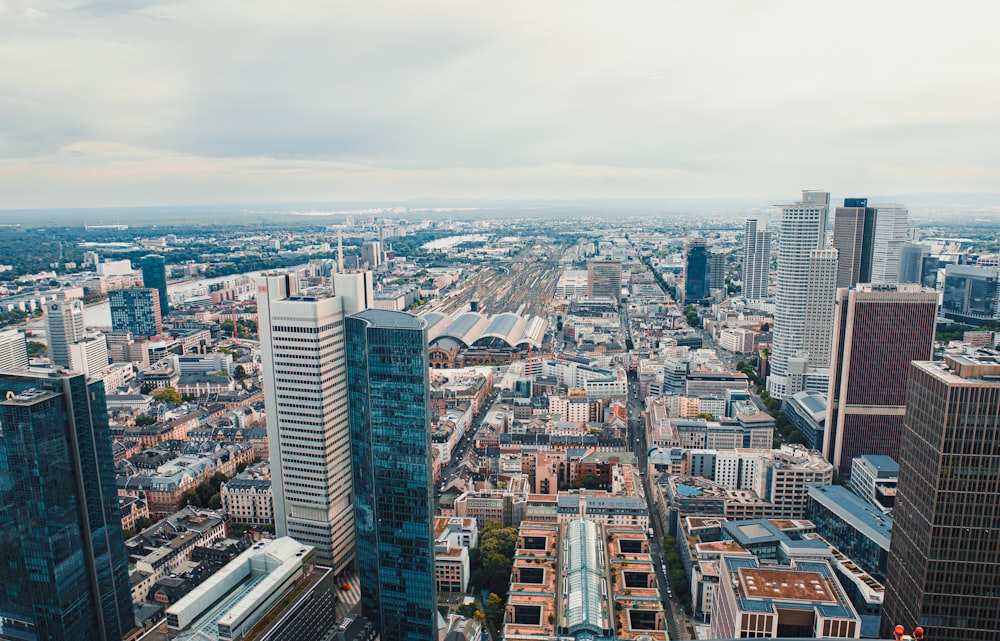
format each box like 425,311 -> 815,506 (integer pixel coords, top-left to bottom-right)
140,255 -> 169,316
0,370 -> 133,641
882,356 -> 1000,640
684,237 -> 710,304
346,309 -> 436,641
831,197 -> 876,289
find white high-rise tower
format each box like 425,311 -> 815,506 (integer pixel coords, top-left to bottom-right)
870,204 -> 908,284
46,299 -> 86,368
742,218 -> 772,301
767,190 -> 830,399
257,272 -> 358,572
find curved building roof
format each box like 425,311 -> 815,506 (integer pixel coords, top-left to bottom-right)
420,311 -> 451,343
432,312 -> 490,349
473,313 -> 527,349
564,518 -> 605,637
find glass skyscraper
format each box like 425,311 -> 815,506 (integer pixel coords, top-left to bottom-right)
140,254 -> 169,317
684,237 -> 710,303
0,371 -> 133,641
346,309 -> 437,641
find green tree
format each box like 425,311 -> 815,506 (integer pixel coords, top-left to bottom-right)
153,386 -> 182,404
484,592 -> 504,631
571,472 -> 601,490
134,415 -> 157,426
234,364 -> 247,380
26,341 -> 46,358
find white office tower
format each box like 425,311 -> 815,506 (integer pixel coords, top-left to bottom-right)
870,204 -> 908,284
802,248 -> 839,371
257,272 -> 355,572
68,334 -> 109,377
767,190 -> 830,400
333,271 -> 374,316
0,328 -> 29,372
742,219 -> 772,301
46,299 -> 86,367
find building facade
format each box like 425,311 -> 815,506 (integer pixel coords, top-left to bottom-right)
587,260 -> 622,303
347,309 -> 437,641
941,263 -> 1000,324
824,284 -> 938,476
802,248 -> 839,369
0,371 -> 133,641
45,299 -> 87,367
831,198 -> 875,289
768,190 -> 829,399
256,273 -> 356,571
684,238 -> 710,304
881,356 -> 1000,640
742,219 -> 772,301
0,328 -> 29,372
109,288 -> 163,338
140,254 -> 169,317
869,205 -> 908,285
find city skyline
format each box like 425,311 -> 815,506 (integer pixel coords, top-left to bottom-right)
2,1 -> 1000,208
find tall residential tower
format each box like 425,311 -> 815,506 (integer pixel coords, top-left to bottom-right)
767,190 -> 829,399
741,219 -> 772,301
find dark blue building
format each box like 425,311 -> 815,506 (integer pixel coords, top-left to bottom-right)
109,288 -> 162,338
0,370 -> 133,641
346,309 -> 437,641
684,238 -> 710,304
140,254 -> 169,317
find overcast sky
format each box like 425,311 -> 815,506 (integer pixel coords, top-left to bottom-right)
2,0 -> 999,208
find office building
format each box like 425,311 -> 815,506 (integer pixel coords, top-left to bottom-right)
256,273 -> 355,571
45,299 -> 87,367
802,248 -> 838,369
711,555 -> 861,639
140,254 -> 169,316
897,243 -> 930,285
941,263 -> 1000,324
333,271 -> 375,315
849,455 -> 897,515
881,355 -> 1000,640
870,205 -> 908,285
684,237 -> 710,303
109,288 -> 162,338
807,485 -> 892,583
831,198 -> 875,288
709,249 -> 725,293
0,328 -> 29,372
166,537 -> 315,641
824,284 -> 938,476
360,241 -> 382,269
768,190 -> 829,399
783,389 -> 827,452
347,309 -> 437,641
742,218 -> 772,300
68,334 -> 109,377
0,370 -> 133,641
587,259 -> 622,303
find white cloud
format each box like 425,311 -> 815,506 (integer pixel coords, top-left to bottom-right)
1,0 -> 1000,207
